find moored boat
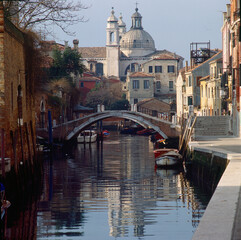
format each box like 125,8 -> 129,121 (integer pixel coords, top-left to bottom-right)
155,151 -> 183,168
77,130 -> 97,143
154,148 -> 179,158
0,183 -> 10,220
136,128 -> 155,135
102,130 -> 110,137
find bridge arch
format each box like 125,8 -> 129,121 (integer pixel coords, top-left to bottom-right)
66,111 -> 168,141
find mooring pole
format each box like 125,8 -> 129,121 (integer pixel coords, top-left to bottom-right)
1,128 -> 5,177
48,111 -> 53,149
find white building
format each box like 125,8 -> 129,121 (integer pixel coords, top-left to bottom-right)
75,7 -> 183,103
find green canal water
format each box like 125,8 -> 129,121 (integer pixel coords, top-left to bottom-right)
1,131 -> 223,240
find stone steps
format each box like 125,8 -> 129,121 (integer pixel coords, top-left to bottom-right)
193,116 -> 231,137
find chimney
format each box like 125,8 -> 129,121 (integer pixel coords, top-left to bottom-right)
185,61 -> 188,72
64,41 -> 68,49
73,39 -> 79,50
226,4 -> 231,18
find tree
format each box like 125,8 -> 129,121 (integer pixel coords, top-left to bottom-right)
48,47 -> 85,80
3,0 -> 88,35
110,99 -> 129,110
85,81 -> 124,110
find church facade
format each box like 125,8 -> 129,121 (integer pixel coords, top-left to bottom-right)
74,7 -> 184,103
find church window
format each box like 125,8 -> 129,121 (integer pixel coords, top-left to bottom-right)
155,66 -> 162,73
169,81 -> 174,90
168,65 -> 175,73
133,80 -> 139,89
149,66 -> 153,73
144,80 -> 150,89
110,32 -> 114,43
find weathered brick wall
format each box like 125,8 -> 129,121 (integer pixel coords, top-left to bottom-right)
0,13 -> 36,171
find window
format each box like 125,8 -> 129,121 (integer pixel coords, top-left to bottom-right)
168,65 -> 175,73
110,32 -> 114,43
80,82 -> 84,88
169,81 -> 174,90
133,80 -> 139,89
188,76 -> 192,87
134,98 -> 138,104
188,96 -> 193,106
144,80 -> 150,89
155,66 -> 162,73
149,66 -> 153,73
156,81 -> 161,90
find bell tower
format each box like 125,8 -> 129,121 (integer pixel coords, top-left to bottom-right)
106,8 -> 120,77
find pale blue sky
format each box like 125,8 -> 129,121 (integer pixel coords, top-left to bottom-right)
50,0 -> 230,62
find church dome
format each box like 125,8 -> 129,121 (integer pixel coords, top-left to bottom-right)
120,29 -> 155,50
120,8 -> 155,57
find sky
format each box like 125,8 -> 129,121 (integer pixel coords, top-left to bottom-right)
50,0 -> 230,62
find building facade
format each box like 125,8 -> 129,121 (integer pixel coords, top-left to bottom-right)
124,72 -> 154,105
200,58 -> 223,116
221,0 -> 240,136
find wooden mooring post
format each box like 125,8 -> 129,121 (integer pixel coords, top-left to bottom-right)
1,128 -> 5,177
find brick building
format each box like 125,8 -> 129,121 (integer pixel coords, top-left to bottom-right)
0,7 -> 36,173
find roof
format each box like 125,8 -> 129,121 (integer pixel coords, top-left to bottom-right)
153,53 -> 179,60
200,75 -> 210,81
146,50 -> 184,60
79,76 -> 101,81
137,98 -> 172,112
129,72 -> 154,78
120,29 -> 155,50
78,47 -> 106,58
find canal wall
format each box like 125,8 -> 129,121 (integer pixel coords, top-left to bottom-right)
188,137 -> 241,240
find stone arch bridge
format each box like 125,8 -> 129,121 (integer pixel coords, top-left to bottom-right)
48,110 -> 180,142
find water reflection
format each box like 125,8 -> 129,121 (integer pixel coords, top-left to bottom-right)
2,131 -> 211,240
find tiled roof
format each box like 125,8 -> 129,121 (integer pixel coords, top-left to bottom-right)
79,76 -> 101,81
137,98 -> 172,112
153,54 -> 179,60
146,50 -> 184,60
129,72 -> 154,78
78,47 -> 106,58
200,75 -> 210,81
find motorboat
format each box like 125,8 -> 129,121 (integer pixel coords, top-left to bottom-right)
77,130 -> 97,143
155,150 -> 183,168
154,148 -> 179,158
102,130 -> 110,137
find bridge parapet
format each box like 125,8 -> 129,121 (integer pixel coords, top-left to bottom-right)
51,110 -> 179,141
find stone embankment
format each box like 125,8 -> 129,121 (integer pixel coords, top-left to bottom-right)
189,136 -> 241,240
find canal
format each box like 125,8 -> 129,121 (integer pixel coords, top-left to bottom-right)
3,131 -> 214,240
